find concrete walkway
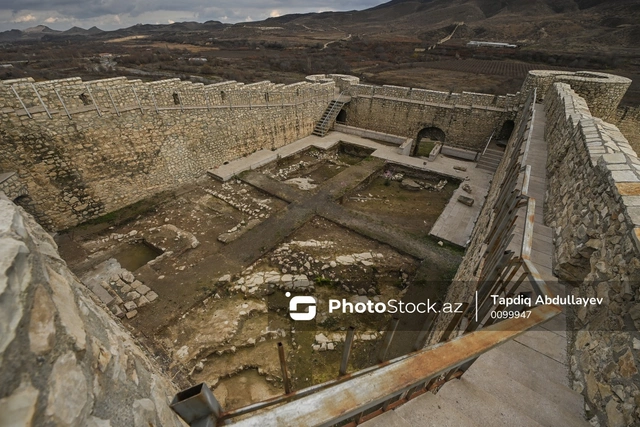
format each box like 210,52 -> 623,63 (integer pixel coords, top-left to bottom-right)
209,131 -> 493,248
362,103 -> 587,427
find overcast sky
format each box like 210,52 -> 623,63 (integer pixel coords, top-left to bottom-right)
0,0 -> 387,32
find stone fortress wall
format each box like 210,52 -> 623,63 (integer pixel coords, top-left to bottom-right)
0,76 -> 334,230
446,69 -> 639,426
1,69 -> 639,426
314,73 -> 520,151
614,105 -> 640,155
0,196 -> 183,427
521,70 -> 631,121
544,83 -> 640,426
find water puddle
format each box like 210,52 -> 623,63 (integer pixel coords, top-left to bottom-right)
114,241 -> 163,271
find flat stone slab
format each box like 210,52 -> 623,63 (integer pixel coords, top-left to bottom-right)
208,149 -> 278,181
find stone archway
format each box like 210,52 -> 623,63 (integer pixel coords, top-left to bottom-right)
496,120 -> 515,147
413,126 -> 445,157
336,109 -> 347,123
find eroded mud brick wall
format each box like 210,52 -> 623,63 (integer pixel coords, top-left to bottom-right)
0,77 -> 333,230
544,83 -> 640,426
340,83 -> 518,150
0,196 -> 182,426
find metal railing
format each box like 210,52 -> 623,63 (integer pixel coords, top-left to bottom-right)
170,89 -> 555,427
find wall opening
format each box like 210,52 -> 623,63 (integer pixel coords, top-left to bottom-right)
13,194 -> 38,219
79,93 -> 92,106
413,126 -> 445,157
173,93 -> 181,105
336,109 -> 347,123
496,120 -> 514,147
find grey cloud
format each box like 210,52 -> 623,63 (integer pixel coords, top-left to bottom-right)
0,0 -> 384,31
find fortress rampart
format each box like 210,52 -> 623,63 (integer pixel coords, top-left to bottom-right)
0,196 -> 182,426
521,70 -> 631,121
614,105 -> 640,155
0,69 -> 639,426
0,76 -> 333,230
339,84 -> 518,151
544,82 -> 640,424
444,70 -> 640,425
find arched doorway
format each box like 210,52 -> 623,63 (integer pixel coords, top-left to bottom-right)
496,120 -> 514,147
13,194 -> 37,217
413,127 -> 445,157
336,109 -> 347,123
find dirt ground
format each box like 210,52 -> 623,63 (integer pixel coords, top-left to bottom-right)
343,170 -> 457,238
55,148 -> 462,411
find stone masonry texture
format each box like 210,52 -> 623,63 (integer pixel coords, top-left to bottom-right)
1,70 -> 639,426
0,76 -> 334,230
0,195 -> 182,427
544,82 -> 640,426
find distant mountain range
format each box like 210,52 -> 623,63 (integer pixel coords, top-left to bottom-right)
1,0 -> 638,50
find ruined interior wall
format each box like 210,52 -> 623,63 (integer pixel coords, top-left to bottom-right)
614,105 -> 640,155
0,77 -> 333,231
0,195 -> 183,427
521,70 -> 631,121
544,82 -> 640,426
341,93 -> 515,151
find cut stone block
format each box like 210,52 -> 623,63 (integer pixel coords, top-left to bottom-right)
458,195 -> 475,206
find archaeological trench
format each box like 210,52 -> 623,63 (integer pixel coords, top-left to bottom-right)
1,70 -> 639,426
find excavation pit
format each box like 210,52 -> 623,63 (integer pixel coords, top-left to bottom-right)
260,143 -> 375,190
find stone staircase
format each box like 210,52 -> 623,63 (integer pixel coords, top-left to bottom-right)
363,102 -> 589,427
476,148 -> 504,172
362,324 -> 589,427
312,98 -> 346,137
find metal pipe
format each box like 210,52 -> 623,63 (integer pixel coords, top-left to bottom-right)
54,88 -> 71,119
378,317 -> 399,363
339,327 -> 356,376
31,83 -> 51,119
106,87 -> 120,116
150,87 -> 159,113
170,383 -> 221,427
84,84 -> 101,116
131,86 -> 144,114
11,86 -> 31,118
278,342 -> 292,394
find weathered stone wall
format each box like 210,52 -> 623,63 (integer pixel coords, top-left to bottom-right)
521,70 -> 631,121
340,85 -> 517,151
306,74 -> 359,92
0,195 -> 183,427
544,82 -> 640,426
614,105 -> 640,155
0,172 -> 28,200
0,76 -> 334,230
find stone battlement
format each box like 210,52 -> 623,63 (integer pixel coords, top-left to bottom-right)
0,76 -> 334,120
0,76 -> 334,230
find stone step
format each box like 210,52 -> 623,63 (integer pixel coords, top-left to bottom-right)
476,161 -> 500,169
437,377 -> 544,427
513,329 -> 568,364
393,391 -> 480,426
481,152 -> 504,160
482,339 -> 570,386
359,410 -> 412,427
477,163 -> 498,172
471,344 -> 583,416
464,354 -> 589,427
